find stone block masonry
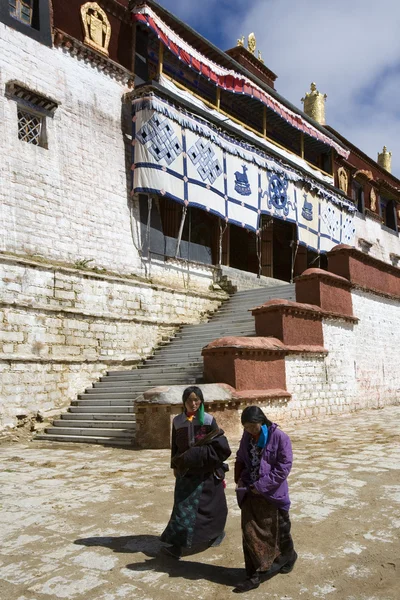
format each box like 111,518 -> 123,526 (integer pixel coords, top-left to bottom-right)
0,255 -> 225,430
0,23 -> 141,275
200,246 -> 400,424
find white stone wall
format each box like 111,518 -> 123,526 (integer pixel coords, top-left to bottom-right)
284,290 -> 400,418
0,256 -> 224,430
354,213 -> 400,265
0,23 -> 141,274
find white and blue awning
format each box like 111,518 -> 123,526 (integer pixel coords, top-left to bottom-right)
132,94 -> 356,253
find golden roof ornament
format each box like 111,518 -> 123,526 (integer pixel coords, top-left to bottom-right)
258,50 -> 264,64
81,2 -> 111,56
237,35 -> 245,47
247,32 -> 256,55
377,146 -> 392,173
301,82 -> 327,126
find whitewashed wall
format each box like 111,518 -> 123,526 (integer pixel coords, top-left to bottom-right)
284,289 -> 400,418
0,23 -> 141,274
0,256 -> 224,430
354,213 -> 400,265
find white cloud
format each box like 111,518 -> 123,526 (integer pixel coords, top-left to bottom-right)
155,0 -> 400,176
223,0 -> 400,176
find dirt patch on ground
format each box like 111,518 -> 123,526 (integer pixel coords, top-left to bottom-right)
0,406 -> 399,600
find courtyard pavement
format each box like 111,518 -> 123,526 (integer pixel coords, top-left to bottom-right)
0,405 -> 399,600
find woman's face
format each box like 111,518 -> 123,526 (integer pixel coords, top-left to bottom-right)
243,422 -> 262,437
184,392 -> 202,413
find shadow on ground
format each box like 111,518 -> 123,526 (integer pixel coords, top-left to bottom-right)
75,535 -> 245,587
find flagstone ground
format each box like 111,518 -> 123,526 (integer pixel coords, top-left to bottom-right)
0,405 -> 399,600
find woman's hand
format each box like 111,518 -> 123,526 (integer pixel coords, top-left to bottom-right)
250,485 -> 261,495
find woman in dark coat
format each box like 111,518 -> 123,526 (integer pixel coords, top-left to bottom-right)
160,386 -> 231,558
234,406 -> 297,593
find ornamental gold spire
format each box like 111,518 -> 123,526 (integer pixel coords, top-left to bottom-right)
377,146 -> 392,173
301,82 -> 327,126
247,32 -> 256,54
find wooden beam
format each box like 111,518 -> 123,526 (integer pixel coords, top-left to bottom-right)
263,106 -> 267,138
216,87 -> 221,111
157,41 -> 164,77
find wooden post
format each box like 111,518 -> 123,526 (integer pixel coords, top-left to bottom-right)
331,148 -> 335,176
300,132 -> 305,159
216,87 -> 221,111
157,41 -> 164,77
261,218 -> 273,277
263,106 -> 267,138
131,22 -> 137,74
222,224 -> 230,266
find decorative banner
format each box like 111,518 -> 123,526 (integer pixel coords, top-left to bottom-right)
131,4 -> 350,159
132,96 -> 356,253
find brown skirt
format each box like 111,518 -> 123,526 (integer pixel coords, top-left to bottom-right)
241,494 -> 280,575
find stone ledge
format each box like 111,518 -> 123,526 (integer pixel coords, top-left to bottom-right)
0,356 -> 141,365
295,268 -> 353,289
202,337 -> 327,356
0,300 -> 190,328
0,252 -> 227,302
329,244 -> 400,277
250,299 -> 359,324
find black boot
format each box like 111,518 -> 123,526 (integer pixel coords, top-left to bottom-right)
280,551 -> 298,574
233,574 -> 261,593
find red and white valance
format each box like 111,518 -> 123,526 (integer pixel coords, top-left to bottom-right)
132,4 -> 349,159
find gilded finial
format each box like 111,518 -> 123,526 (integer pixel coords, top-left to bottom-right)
237,35 -> 244,47
377,146 -> 392,173
258,50 -> 264,64
301,82 -> 327,126
247,32 -> 256,54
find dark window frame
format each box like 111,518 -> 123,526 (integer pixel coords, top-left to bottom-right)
379,195 -> 398,232
352,180 -> 364,214
0,0 -> 51,47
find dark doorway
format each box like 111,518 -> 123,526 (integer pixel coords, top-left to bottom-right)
229,225 -> 258,274
273,219 -> 296,282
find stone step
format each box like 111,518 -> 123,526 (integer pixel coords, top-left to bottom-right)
74,398 -> 136,406
53,420 -> 136,429
34,433 -> 134,446
63,412 -> 136,421
85,378 -> 199,393
99,362 -> 201,379
68,406 -> 135,413
172,328 -> 255,340
44,427 -> 135,438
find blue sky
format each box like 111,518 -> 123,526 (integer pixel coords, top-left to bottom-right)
155,0 -> 400,179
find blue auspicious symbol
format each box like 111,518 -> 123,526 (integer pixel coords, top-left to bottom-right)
301,194 -> 313,221
267,173 -> 291,215
322,205 -> 340,238
188,139 -> 222,185
136,115 -> 182,166
341,215 -> 355,243
234,165 -> 251,196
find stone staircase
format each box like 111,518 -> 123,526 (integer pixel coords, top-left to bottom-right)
35,280 -> 295,446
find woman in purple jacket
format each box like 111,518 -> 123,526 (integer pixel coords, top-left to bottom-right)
233,406 -> 297,593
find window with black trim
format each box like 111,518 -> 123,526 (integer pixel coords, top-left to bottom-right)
9,0 -> 32,26
6,82 -> 58,149
379,195 -> 397,232
1,0 -> 50,46
352,180 -> 364,213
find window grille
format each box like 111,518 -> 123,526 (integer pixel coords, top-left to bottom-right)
17,108 -> 43,145
9,0 -> 33,26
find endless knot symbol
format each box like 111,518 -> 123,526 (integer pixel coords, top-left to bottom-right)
268,173 -> 290,215
188,139 -> 222,185
136,115 -> 182,166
